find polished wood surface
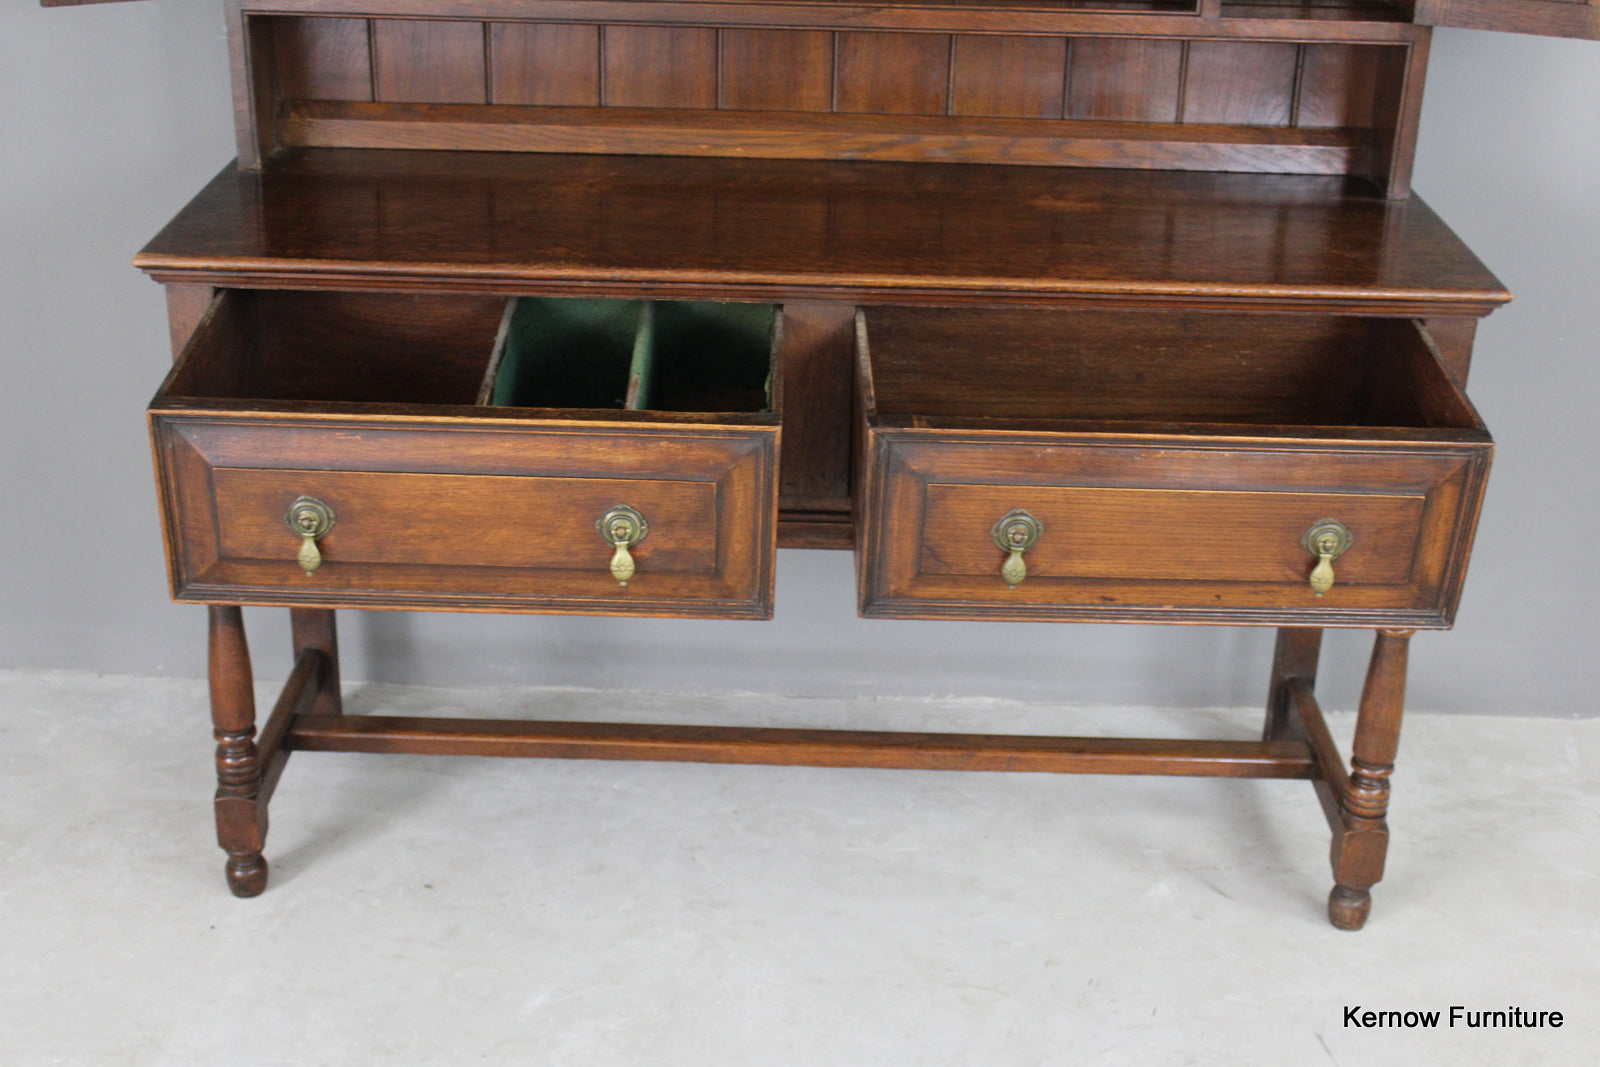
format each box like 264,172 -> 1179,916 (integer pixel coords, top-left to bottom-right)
857,435 -> 1488,624
289,714 -> 1318,777
106,0 -> 1585,924
855,306 -> 1491,624
151,289 -> 784,616
137,150 -> 1508,313
208,605 -> 267,897
859,307 -> 1483,424
152,412 -> 780,616
1328,628 -> 1412,930
1417,0 -> 1600,39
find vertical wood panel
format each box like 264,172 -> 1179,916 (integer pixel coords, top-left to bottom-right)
950,35 -> 1066,119
1067,38 -> 1182,122
604,26 -> 719,109
721,29 -> 833,112
273,17 -> 373,102
1183,41 -> 1298,125
489,23 -> 600,106
835,33 -> 951,116
373,20 -> 487,104
776,303 -> 857,514
1297,44 -> 1388,129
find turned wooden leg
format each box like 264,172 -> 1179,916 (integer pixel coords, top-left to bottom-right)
209,606 -> 269,897
1328,628 -> 1412,931
1264,627 -> 1322,741
291,608 -> 342,716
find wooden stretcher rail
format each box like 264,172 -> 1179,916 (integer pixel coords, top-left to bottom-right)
1288,675 -> 1350,833
257,647 -> 324,806
287,713 -> 1318,777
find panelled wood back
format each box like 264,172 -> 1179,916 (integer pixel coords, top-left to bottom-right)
238,6 -> 1425,192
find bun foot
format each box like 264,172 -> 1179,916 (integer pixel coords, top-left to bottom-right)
225,853 -> 269,897
1328,884 -> 1371,930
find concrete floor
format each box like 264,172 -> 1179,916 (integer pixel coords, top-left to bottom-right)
1,670 -> 1595,1065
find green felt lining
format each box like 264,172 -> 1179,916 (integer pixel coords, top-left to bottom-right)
489,297 -> 773,413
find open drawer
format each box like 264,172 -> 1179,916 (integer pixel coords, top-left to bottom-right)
855,307 -> 1493,627
150,290 -> 781,618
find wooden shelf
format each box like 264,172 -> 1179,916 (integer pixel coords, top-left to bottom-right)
280,100 -> 1372,174
239,0 -> 1416,39
137,148 -> 1508,313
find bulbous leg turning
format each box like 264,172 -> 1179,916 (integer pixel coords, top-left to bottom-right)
225,853 -> 269,898
210,606 -> 270,897
1328,884 -> 1371,931
1325,629 -> 1412,930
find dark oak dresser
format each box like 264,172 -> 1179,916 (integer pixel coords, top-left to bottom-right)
54,0 -> 1597,928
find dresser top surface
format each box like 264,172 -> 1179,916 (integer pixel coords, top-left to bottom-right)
137,149 -> 1509,313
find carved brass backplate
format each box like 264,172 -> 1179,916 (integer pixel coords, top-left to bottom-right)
597,504 -> 649,586
991,509 -> 1043,589
285,495 -> 336,575
1301,519 -> 1353,597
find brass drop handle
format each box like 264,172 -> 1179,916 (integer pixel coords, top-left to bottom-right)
1302,519 -> 1353,597
285,496 -> 336,576
597,505 -> 649,586
992,509 -> 1043,589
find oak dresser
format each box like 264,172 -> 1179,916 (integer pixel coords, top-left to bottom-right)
51,0 -> 1600,928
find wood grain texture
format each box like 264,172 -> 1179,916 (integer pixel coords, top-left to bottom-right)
1263,626 -> 1322,741
1288,675 -> 1347,834
255,645 -> 320,805
1378,35 -> 1428,199
720,29 -> 833,112
290,608 -> 342,716
775,302 -> 855,514
1422,315 -> 1478,386
272,16 -> 373,102
858,434 -> 1488,626
835,32 -> 952,115
278,100 -> 1365,174
373,19 -> 486,104
1296,43 -> 1389,128
1414,0 -> 1600,39
136,152 -> 1511,314
289,714 -> 1318,778
1328,628 -> 1412,930
163,289 -> 509,405
489,22 -> 600,106
950,35 -> 1067,119
232,0 -> 1424,42
855,309 -> 1491,626
208,605 -> 268,897
859,307 -> 1483,426
154,415 -> 779,616
1068,38 -> 1183,121
1183,40 -> 1299,125
603,26 -> 718,108
164,284 -> 216,361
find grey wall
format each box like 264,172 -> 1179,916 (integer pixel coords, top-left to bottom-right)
3,3 -> 1596,716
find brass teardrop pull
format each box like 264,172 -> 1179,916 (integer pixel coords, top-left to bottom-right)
991,509 -> 1043,589
597,505 -> 649,586
1302,519 -> 1352,597
284,496 -> 336,576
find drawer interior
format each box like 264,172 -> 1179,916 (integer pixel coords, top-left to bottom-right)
488,298 -> 774,413
162,290 -> 508,406
860,307 -> 1480,431
162,290 -> 777,415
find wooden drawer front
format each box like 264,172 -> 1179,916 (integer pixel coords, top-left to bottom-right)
858,435 -> 1490,626
153,416 -> 778,618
